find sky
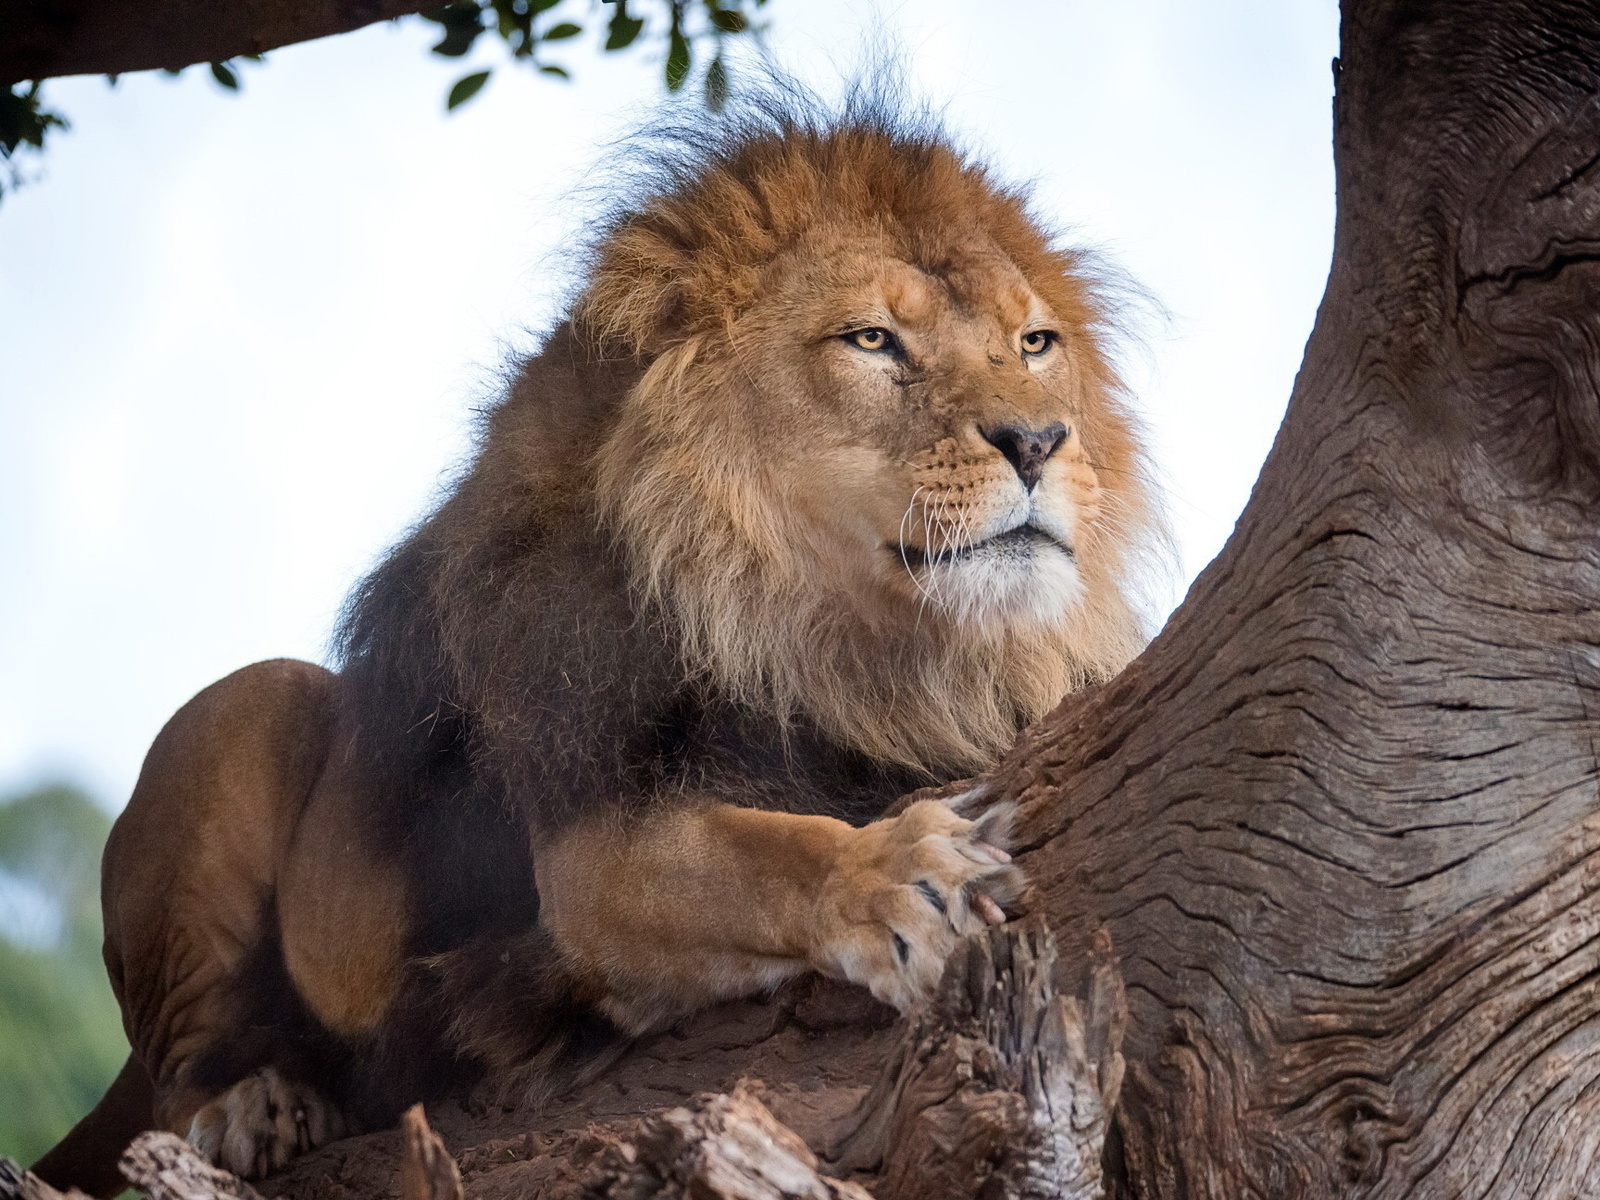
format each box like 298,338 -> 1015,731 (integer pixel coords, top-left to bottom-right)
0,0 -> 1340,809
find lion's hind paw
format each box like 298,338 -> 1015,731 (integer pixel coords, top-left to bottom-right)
186,1066 -> 346,1178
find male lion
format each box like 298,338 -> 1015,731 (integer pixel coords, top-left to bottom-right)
35,93 -> 1160,1193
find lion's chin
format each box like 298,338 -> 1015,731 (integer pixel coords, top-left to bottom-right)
911,531 -> 1085,629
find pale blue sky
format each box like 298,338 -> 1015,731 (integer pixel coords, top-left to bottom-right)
0,0 -> 1340,806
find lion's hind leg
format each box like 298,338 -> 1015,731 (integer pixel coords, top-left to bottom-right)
93,659 -> 352,1177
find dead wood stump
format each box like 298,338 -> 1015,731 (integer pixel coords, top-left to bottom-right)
399,1106 -> 463,1200
584,1082 -> 872,1200
826,918 -> 1127,1200
0,1159 -> 93,1200
5,1136 -> 262,1200
118,1133 -> 263,1200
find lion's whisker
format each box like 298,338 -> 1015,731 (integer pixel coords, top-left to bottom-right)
899,486 -> 938,608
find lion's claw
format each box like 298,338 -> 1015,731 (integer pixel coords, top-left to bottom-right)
813,798 -> 1025,1011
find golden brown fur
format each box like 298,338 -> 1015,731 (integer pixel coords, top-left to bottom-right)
584,116 -> 1155,772
37,85 -> 1163,1194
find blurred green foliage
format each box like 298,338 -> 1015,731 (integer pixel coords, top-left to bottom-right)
0,83 -> 69,200
0,784 -> 128,1166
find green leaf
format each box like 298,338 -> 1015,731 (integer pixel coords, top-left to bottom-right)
665,28 -> 691,91
1,82 -> 69,158
605,3 -> 644,50
705,54 -> 728,111
543,21 -> 581,40
447,69 -> 491,110
539,64 -> 570,78
708,9 -> 747,33
489,0 -> 529,48
530,0 -> 561,12
426,2 -> 487,57
209,61 -> 240,90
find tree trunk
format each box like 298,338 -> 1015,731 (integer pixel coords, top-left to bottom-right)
990,1 -> 1600,1193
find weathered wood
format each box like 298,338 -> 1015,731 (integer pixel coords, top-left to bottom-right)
585,1082 -> 874,1200
118,1132 -> 262,1200
826,919 -> 1125,1200
398,1106 -> 463,1200
0,1158 -> 93,1200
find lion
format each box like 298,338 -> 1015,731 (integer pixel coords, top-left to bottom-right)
33,90 -> 1161,1194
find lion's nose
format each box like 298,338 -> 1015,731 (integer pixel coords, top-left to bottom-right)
979,422 -> 1068,491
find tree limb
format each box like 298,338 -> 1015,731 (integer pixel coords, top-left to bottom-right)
0,0 -> 430,86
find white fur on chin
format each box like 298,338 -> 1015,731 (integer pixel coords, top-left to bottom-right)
922,537 -> 1085,628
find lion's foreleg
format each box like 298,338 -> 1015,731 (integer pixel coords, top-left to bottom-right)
533,799 -> 1023,1031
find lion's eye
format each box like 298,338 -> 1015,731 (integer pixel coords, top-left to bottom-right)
1021,330 -> 1057,356
846,327 -> 896,352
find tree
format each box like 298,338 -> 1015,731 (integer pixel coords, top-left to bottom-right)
0,0 -> 761,199
9,0 -> 1598,1195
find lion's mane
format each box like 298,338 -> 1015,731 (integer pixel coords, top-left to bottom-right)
335,83 -> 1163,852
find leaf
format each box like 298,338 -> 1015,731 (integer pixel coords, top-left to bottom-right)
530,0 -> 562,11
709,9 -> 747,33
0,83 -> 69,158
705,54 -> 728,112
605,7 -> 644,50
426,2 -> 487,57
209,61 -> 240,90
539,64 -> 570,78
447,69 -> 491,110
543,21 -> 581,40
665,28 -> 691,91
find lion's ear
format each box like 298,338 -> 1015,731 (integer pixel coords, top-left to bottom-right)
577,222 -> 692,357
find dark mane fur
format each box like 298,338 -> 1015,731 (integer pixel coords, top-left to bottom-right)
332,82 -> 990,852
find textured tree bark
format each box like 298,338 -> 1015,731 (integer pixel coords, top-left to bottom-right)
3,1134 -> 261,1200
0,0 -> 429,86
399,1108 -> 463,1200
118,1133 -> 263,1200
0,1158 -> 92,1200
979,1 -> 1600,1194
584,1084 -> 873,1200
825,919 -> 1126,1200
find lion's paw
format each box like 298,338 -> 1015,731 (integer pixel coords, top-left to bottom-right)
186,1066 -> 346,1178
814,798 -> 1024,1011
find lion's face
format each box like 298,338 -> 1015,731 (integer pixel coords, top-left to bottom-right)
758,237 -> 1105,629
582,123 -> 1158,772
